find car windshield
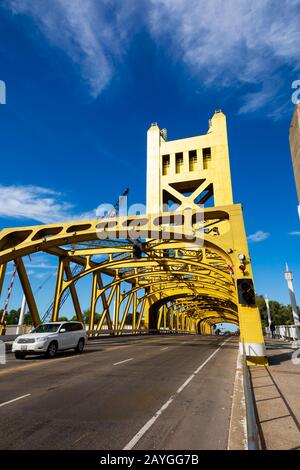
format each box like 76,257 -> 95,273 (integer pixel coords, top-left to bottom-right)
32,324 -> 61,333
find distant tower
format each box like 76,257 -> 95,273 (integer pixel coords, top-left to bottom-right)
284,263 -> 300,326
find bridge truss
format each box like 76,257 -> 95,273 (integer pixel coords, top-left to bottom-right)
0,111 -> 267,365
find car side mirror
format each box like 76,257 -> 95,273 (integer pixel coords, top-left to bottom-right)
60,328 -> 66,333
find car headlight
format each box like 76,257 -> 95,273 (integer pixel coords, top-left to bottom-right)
35,336 -> 48,342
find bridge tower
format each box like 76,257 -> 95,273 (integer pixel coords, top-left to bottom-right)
146,110 -> 267,365
0,110 -> 266,365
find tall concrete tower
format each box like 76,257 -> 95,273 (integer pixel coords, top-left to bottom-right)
146,111 -> 233,215
145,110 -> 267,365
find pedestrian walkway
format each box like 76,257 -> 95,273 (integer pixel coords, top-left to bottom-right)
250,338 -> 300,450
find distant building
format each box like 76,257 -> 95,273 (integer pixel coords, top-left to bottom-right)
289,104 -> 300,218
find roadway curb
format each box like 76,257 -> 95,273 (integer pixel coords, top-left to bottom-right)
227,352 -> 248,450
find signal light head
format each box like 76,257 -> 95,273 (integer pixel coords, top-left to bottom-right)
132,240 -> 144,259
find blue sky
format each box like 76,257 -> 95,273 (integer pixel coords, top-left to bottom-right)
0,0 -> 300,317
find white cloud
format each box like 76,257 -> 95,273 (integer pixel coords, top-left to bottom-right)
289,231 -> 300,235
34,271 -> 56,280
0,185 -> 72,223
148,0 -> 300,114
0,185 -> 99,223
4,0 -> 300,113
5,0 -> 137,97
247,230 -> 270,243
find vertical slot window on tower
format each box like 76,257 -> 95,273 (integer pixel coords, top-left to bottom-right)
175,152 -> 183,174
203,147 -> 211,169
162,154 -> 170,175
189,150 -> 197,171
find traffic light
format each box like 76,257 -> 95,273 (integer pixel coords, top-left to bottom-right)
133,240 -> 143,259
237,279 -> 256,306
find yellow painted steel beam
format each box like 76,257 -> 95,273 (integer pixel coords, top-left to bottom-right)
0,262 -> 7,299
132,290 -> 137,330
0,263 -> 7,334
45,246 -> 116,278
96,284 -> 116,331
89,272 -> 98,331
137,298 -> 146,329
120,293 -> 133,331
15,257 -> 40,327
114,281 -> 121,332
64,261 -> 83,323
52,257 -> 65,322
0,207 -> 238,265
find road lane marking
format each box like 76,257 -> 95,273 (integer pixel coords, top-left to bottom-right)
73,432 -> 91,445
0,394 -> 31,408
1,336 -> 222,377
113,358 -> 133,366
161,347 -> 168,351
123,338 -> 230,450
0,342 -> 142,376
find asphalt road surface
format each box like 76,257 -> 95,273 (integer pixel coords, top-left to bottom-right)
0,334 -> 238,450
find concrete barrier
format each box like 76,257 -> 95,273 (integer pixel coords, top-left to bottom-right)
275,325 -> 299,341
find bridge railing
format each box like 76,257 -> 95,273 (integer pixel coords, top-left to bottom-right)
0,328 -> 191,343
241,342 -> 260,450
264,325 -> 300,341
275,325 -> 299,341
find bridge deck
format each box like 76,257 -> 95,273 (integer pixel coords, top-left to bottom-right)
0,335 -> 238,450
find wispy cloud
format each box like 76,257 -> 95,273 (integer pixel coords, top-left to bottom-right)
5,0 -> 138,97
148,0 -> 300,115
0,185 -> 98,224
4,0 -> 300,114
34,271 -> 56,280
289,231 -> 300,236
248,230 -> 270,243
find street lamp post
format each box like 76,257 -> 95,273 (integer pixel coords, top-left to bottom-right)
264,296 -> 272,336
284,263 -> 300,345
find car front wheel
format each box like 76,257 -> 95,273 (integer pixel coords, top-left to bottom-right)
75,338 -> 85,354
15,352 -> 26,359
46,341 -> 58,358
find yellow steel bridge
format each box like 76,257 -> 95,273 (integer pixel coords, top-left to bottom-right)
0,110 -> 267,365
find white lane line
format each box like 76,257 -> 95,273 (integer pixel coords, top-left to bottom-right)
113,358 -> 133,366
0,394 -> 31,408
123,339 -> 230,450
161,347 -> 169,351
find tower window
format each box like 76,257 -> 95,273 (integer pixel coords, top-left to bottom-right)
203,147 -> 211,169
175,152 -> 183,173
189,150 -> 197,171
162,154 -> 170,175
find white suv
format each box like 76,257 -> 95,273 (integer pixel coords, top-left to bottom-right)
12,321 -> 87,359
